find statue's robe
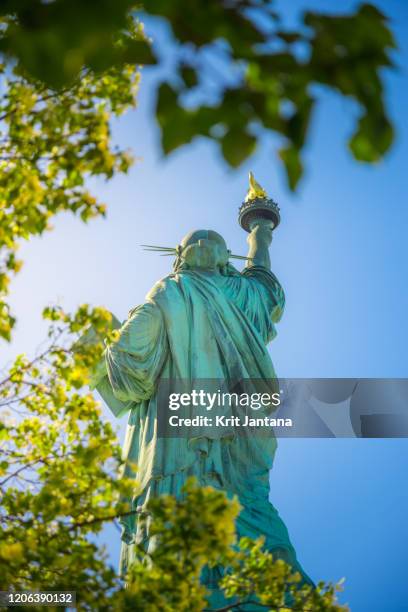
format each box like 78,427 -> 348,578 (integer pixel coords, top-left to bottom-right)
93,265 -> 310,586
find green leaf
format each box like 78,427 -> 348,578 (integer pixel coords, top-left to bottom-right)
279,145 -> 303,190
180,65 -> 198,88
286,97 -> 314,148
220,129 -> 256,167
349,111 -> 394,162
122,39 -> 157,65
156,84 -> 188,153
276,31 -> 303,44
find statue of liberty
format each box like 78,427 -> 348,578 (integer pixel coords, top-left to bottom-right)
90,173 -> 312,599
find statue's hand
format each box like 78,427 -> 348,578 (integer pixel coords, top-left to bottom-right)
247,217 -> 273,248
248,217 -> 274,232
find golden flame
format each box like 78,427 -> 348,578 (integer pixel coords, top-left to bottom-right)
245,171 -> 268,202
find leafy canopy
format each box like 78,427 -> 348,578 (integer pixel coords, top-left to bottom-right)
0,16 -> 142,341
0,0 -> 155,87
0,1 -> 396,184
0,308 -> 347,610
150,0 -> 395,184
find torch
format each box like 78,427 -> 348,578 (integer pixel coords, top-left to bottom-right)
238,172 -> 281,232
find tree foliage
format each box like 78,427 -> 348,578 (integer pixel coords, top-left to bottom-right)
0,16 -> 142,341
0,1 -> 155,88
0,309 -> 347,610
0,306 -> 128,608
0,1 -> 396,184
150,0 -> 395,185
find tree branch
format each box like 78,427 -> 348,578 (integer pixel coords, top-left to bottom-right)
0,85 -> 76,122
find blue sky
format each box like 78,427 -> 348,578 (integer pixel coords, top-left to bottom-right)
2,0 -> 408,610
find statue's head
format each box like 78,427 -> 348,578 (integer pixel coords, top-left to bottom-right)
142,230 -> 243,275
175,229 -> 229,272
